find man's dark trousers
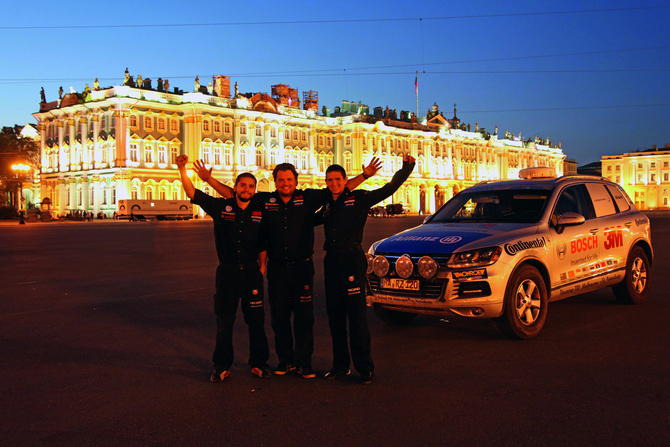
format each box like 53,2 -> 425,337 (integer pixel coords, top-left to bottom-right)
267,259 -> 315,369
324,250 -> 374,375
213,263 -> 269,370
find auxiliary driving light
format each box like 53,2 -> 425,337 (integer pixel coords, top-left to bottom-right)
395,255 -> 414,279
372,255 -> 390,277
365,253 -> 375,274
417,256 -> 438,279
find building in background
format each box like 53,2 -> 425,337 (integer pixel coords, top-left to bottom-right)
563,158 -> 578,175
602,143 -> 670,210
32,72 -> 566,217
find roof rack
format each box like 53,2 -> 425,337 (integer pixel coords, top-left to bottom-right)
557,174 -> 609,182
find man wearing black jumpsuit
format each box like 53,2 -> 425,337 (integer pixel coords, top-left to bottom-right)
194,159 -> 381,378
322,154 -> 415,384
177,155 -> 271,382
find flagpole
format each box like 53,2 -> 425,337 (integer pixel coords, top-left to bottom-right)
415,71 -> 419,121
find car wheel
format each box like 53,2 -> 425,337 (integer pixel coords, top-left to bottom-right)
494,264 -> 548,339
373,305 -> 417,324
612,246 -> 650,304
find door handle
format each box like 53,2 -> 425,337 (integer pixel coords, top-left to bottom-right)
590,228 -> 599,235
624,222 -> 633,228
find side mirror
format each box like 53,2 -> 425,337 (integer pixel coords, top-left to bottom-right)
554,212 -> 585,234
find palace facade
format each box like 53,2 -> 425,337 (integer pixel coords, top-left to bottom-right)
33,75 -> 566,217
602,143 -> 670,210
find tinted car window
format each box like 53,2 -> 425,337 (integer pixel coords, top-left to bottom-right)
585,183 -> 617,217
553,185 -> 591,222
431,189 -> 551,224
606,184 -> 631,212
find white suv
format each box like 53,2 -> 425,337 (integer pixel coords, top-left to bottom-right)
366,167 -> 653,339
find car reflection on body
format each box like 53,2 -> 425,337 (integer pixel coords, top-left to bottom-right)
366,167 -> 653,339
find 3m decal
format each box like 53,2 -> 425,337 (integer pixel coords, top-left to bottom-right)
504,237 -> 547,256
604,226 -> 623,250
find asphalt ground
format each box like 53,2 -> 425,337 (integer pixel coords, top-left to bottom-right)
1,213 -> 669,446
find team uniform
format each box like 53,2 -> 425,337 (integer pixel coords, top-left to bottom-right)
321,161 -> 415,379
254,189 -> 329,374
191,189 -> 270,374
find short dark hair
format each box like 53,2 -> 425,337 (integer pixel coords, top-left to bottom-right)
326,164 -> 346,178
272,163 -> 298,182
235,172 -> 257,186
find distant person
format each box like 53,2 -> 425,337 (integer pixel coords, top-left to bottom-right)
177,155 -> 271,381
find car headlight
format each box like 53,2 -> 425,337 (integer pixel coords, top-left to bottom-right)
447,246 -> 502,269
372,256 -> 390,277
395,255 -> 414,278
417,256 -> 439,279
365,253 -> 375,274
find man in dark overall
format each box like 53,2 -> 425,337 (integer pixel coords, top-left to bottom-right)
321,154 -> 415,384
177,155 -> 271,382
193,158 -> 381,378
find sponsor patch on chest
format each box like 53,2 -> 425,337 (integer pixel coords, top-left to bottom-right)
251,211 -> 262,223
222,211 -> 235,221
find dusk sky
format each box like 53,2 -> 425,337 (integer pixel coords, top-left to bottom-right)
1,0 -> 668,165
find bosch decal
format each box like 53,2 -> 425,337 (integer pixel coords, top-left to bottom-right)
504,237 -> 547,256
571,235 -> 598,254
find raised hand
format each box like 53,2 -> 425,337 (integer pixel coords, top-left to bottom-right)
363,157 -> 383,178
175,154 -> 188,168
403,154 -> 416,165
193,159 -> 212,181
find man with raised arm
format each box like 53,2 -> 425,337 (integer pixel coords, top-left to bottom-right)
194,158 -> 382,378
176,155 -> 271,382
321,153 -> 415,384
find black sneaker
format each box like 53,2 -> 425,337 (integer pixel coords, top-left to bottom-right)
324,369 -> 351,380
273,363 -> 295,375
210,368 -> 230,382
296,366 -> 316,378
360,372 -> 374,385
251,365 -> 272,378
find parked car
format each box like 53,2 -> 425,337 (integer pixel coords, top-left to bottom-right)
365,167 -> 653,339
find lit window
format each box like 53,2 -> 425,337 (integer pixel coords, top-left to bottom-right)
224,122 -> 231,134
130,115 -> 138,128
271,127 -> 276,138
345,135 -> 351,147
214,146 -> 222,165
203,120 -> 210,133
158,118 -> 166,132
224,147 -> 232,165
214,121 -> 221,133
256,126 -> 262,137
256,149 -> 263,166
129,143 -> 139,162
240,124 -> 247,135
144,116 -> 152,131
158,145 -> 167,164
170,119 -> 178,133
301,131 -> 307,143
171,147 -> 178,164
144,144 -> 153,163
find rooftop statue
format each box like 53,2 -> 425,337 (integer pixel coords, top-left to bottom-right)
136,74 -> 143,89
58,86 -> 63,99
124,68 -> 130,86
164,79 -> 170,93
195,76 -> 200,93
93,78 -> 100,91
40,87 -> 46,103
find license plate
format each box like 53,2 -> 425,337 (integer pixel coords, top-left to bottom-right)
381,278 -> 420,290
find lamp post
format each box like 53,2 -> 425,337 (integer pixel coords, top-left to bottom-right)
11,163 -> 30,224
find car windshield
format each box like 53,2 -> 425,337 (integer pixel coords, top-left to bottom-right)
430,189 -> 552,224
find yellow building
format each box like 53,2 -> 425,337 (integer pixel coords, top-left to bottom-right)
33,76 -> 566,217
602,143 -> 670,210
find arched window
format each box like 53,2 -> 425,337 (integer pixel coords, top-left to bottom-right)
240,123 -> 247,135
344,152 -> 352,174
203,119 -> 210,133
213,145 -> 222,165
224,146 -> 232,165
256,148 -> 263,167
224,121 -> 231,134
130,115 -> 138,128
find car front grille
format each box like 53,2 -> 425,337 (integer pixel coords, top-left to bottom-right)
367,254 -> 450,299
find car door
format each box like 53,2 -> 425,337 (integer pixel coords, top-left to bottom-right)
586,182 -> 631,270
550,184 -> 600,290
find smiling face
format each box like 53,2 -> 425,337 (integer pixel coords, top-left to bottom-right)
275,169 -> 297,200
326,170 -> 347,199
234,176 -> 257,203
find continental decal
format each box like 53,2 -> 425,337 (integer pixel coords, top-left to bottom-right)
504,237 -> 547,256
453,268 -> 488,280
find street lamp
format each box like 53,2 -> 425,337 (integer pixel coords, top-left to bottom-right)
11,163 -> 31,215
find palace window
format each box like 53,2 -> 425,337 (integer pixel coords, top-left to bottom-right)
651,162 -> 656,169
144,144 -> 153,163
319,136 -> 324,147
214,121 -> 221,134
146,188 -> 153,200
616,165 -> 620,172
224,122 -> 231,134
131,186 -> 138,200
256,125 -> 262,137
326,136 -> 332,148
130,115 -> 138,128
607,166 -> 612,172
171,146 -> 178,164
158,145 -> 167,164
319,155 -> 325,172
202,144 -> 211,164
271,150 -> 277,165
214,146 -> 222,165
129,143 -> 139,162
256,148 -> 263,167
285,129 -> 290,140
301,152 -> 307,170
144,116 -> 153,131
344,152 -> 352,173
224,147 -> 232,165
345,136 -> 351,147
203,120 -> 210,133
240,124 -> 247,135
665,173 -> 669,182
301,131 -> 307,143
170,119 -> 178,133
158,118 -> 166,132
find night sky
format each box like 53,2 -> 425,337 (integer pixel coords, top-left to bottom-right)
1,0 -> 668,165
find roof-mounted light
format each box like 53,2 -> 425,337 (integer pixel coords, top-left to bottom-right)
519,167 -> 556,180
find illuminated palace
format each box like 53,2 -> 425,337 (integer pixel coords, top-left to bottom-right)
601,143 -> 670,210
33,72 -> 566,217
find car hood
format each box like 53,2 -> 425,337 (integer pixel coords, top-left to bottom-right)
372,222 -> 539,254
